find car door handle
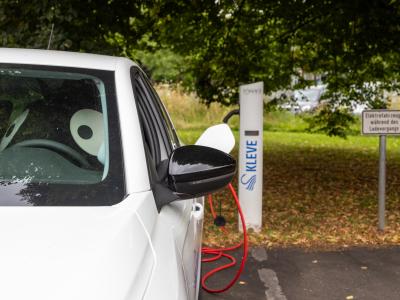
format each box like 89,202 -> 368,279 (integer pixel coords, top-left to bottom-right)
191,203 -> 204,221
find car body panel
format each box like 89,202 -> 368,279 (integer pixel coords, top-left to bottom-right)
114,58 -> 151,193
0,48 -> 207,300
0,194 -> 155,300
182,197 -> 205,300
0,48 -> 129,71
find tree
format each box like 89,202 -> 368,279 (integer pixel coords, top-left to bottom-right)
149,1 -> 295,105
1,0 -> 399,136
150,0 -> 400,136
281,0 -> 400,136
0,0 -> 153,53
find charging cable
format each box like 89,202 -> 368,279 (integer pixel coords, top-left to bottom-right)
201,183 -> 249,293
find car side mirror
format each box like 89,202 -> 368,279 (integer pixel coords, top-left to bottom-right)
168,145 -> 236,199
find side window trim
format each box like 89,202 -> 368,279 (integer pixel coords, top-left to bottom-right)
131,67 -> 171,167
146,81 -> 180,148
131,66 -> 181,211
137,100 -> 160,164
137,74 -> 173,154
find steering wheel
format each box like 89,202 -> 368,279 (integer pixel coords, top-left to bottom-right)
13,139 -> 90,168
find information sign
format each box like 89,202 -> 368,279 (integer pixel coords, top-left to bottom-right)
362,110 -> 400,135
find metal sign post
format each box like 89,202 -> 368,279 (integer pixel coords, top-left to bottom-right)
238,82 -> 264,232
362,110 -> 400,231
378,135 -> 386,231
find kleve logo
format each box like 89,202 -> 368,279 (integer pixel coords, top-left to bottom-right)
241,140 -> 257,191
241,174 -> 256,191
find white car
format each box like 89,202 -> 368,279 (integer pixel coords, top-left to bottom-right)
0,48 -> 236,300
293,85 -> 326,113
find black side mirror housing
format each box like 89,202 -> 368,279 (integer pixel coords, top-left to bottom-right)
167,145 -> 236,199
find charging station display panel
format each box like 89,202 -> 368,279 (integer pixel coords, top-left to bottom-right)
239,82 -> 263,232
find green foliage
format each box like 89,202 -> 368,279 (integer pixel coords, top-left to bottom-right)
1,0 -> 399,136
0,0 -> 152,53
305,108 -> 356,138
152,0 -> 400,133
132,48 -> 194,86
285,0 -> 400,133
264,111 -> 309,133
152,1 -> 294,105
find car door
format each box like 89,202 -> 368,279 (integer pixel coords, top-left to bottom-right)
132,68 -> 204,299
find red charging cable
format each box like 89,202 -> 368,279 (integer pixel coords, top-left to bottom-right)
201,183 -> 249,293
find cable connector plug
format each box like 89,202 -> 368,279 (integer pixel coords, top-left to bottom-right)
214,215 -> 226,227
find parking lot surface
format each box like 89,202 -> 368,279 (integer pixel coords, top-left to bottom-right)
200,246 -> 400,300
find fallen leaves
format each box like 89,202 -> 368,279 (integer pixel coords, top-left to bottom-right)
202,132 -> 400,249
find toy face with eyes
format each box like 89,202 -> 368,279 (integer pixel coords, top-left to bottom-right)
70,109 -> 105,165
0,108 -> 105,167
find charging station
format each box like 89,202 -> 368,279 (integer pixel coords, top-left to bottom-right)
238,82 -> 264,232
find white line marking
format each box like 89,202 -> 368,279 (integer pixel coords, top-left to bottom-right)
258,268 -> 287,300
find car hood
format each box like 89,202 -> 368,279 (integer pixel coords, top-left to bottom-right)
0,195 -> 155,300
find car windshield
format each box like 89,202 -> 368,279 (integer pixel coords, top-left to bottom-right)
0,64 -> 124,206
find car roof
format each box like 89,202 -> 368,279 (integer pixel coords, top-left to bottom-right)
0,48 -> 137,71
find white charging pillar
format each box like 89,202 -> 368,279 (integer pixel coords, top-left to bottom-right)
238,82 -> 263,232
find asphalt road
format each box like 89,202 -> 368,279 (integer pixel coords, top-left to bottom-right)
200,247 -> 400,300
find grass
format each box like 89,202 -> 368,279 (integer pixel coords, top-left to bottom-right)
157,85 -> 400,249
200,132 -> 400,249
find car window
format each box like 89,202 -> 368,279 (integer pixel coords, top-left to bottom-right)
0,64 -> 124,206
